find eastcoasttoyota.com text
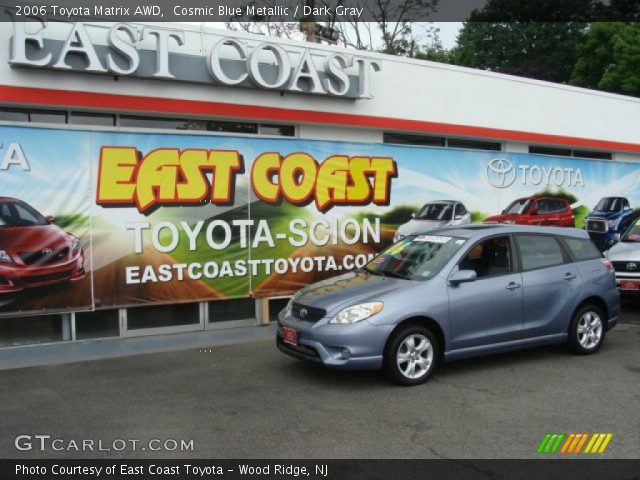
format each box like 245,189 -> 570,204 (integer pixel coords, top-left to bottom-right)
1,1 -> 639,479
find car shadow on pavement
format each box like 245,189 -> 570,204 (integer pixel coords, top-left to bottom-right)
274,343 -> 572,387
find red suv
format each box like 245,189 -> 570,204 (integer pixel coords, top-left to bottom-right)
0,197 -> 85,293
483,197 -> 575,227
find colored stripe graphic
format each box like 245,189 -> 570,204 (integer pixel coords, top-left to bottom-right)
584,433 -> 613,453
538,433 -> 613,454
537,433 -> 565,454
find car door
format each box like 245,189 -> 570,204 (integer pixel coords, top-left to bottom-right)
545,200 -> 563,226
535,199 -> 555,225
448,235 -> 524,350
516,234 -> 581,337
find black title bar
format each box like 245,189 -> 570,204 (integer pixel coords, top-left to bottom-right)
3,459 -> 640,480
1,0 -> 640,23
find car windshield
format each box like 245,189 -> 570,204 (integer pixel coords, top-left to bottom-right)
0,200 -> 49,227
504,199 -> 531,214
622,218 -> 640,243
595,198 -> 621,212
362,235 -> 466,281
416,203 -> 453,221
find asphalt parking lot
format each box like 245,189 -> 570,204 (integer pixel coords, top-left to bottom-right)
1,299 -> 639,460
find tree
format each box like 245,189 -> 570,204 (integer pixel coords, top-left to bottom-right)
327,0 -> 439,56
570,22 -> 640,97
451,22 -> 588,83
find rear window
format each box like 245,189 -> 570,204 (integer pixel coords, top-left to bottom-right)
516,235 -> 565,271
563,237 -> 601,261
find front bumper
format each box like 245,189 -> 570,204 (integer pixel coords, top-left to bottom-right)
276,312 -> 393,370
0,252 -> 85,293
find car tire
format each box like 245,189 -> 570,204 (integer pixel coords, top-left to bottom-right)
383,325 -> 440,386
568,304 -> 606,355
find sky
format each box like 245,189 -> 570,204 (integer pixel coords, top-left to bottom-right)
206,22 -> 463,50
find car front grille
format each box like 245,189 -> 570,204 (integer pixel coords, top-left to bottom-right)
19,247 -> 69,266
586,218 -> 607,233
611,261 -> 640,273
291,302 -> 326,323
22,270 -> 72,285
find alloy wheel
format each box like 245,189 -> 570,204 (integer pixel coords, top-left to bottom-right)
577,311 -> 603,350
396,333 -> 433,380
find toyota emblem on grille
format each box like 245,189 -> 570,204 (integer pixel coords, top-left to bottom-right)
299,308 -> 308,318
627,262 -> 638,271
41,248 -> 53,254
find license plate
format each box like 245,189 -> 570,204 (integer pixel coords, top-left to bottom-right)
620,280 -> 640,291
282,327 -> 298,346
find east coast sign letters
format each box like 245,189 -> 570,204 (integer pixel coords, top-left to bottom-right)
9,21 -> 381,99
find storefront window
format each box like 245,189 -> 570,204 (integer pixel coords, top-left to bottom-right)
29,110 -> 67,124
259,124 -> 295,137
126,303 -> 200,330
209,299 -> 255,323
70,112 -> 116,127
75,310 -> 119,339
119,116 -> 208,131
269,298 -> 290,322
0,315 -> 63,347
384,132 -> 445,147
0,108 -> 29,122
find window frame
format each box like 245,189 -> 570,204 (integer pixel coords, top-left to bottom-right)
513,233 -> 571,273
456,233 -> 518,280
558,236 -> 603,263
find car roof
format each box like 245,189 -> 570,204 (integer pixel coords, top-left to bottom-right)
422,200 -> 458,204
0,196 -> 18,202
414,224 -> 590,240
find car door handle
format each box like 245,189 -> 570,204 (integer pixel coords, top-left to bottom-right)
506,282 -> 521,291
564,273 -> 577,280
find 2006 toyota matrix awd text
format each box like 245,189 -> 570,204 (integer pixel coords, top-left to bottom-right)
277,225 -> 620,385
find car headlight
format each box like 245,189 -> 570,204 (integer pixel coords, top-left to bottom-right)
0,249 -> 13,263
71,237 -> 81,254
329,302 -> 383,324
607,219 -> 618,230
394,232 -> 404,242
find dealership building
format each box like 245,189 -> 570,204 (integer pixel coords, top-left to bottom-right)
0,20 -> 639,357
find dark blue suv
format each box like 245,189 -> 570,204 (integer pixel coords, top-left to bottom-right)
585,197 -> 636,251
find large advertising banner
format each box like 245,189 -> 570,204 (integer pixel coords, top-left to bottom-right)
0,126 -> 93,315
0,124 -> 639,316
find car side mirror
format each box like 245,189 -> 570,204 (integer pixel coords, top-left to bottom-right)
530,208 -> 537,215
613,233 -> 621,243
46,215 -> 55,223
454,214 -> 463,220
449,269 -> 477,285
411,213 -> 416,219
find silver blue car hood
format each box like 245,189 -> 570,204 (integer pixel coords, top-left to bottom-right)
294,271 -> 414,315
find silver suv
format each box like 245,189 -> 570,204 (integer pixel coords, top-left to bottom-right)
606,214 -> 640,294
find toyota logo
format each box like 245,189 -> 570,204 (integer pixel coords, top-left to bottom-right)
41,248 -> 53,255
627,262 -> 638,271
486,158 -> 516,189
299,308 -> 308,318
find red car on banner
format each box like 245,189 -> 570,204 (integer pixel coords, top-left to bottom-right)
483,197 -> 575,227
0,197 -> 85,293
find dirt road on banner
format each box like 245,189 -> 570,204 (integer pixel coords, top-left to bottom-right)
252,227 -> 395,296
92,249 -> 224,307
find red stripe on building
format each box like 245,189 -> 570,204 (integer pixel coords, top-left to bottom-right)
1,84 -> 639,153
